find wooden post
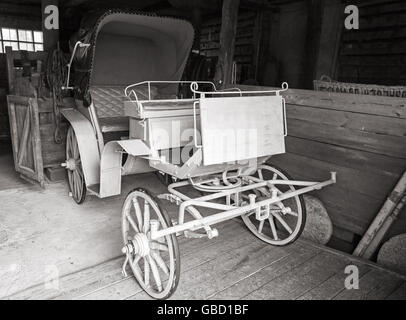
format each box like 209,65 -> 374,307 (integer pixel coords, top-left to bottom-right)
214,0 -> 240,87
302,0 -> 323,89
5,46 -> 15,94
314,0 -> 344,81
41,0 -> 59,52
353,171 -> 406,259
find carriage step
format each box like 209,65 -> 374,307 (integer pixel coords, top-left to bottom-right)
87,184 -> 101,197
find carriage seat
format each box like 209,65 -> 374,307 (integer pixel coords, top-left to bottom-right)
89,86 -> 130,133
89,85 -> 179,132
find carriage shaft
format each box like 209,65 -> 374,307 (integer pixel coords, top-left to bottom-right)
150,172 -> 336,240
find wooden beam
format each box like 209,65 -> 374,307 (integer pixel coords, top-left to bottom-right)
353,172 -> 406,259
314,0 -> 344,81
0,2 -> 41,17
302,0 -> 323,89
60,0 -> 165,10
214,0 -> 240,86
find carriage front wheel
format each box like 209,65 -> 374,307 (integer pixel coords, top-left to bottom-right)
121,188 -> 180,299
242,165 -> 306,246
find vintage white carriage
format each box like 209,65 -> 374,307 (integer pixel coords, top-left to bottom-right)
61,11 -> 336,299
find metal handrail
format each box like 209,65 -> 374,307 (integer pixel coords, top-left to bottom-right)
124,81 -> 217,101
124,80 -> 243,102
62,41 -> 90,90
190,82 -> 289,97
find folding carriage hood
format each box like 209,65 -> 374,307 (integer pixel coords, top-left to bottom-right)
70,10 -> 195,103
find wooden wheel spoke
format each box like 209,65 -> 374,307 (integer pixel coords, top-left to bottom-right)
150,251 -> 169,275
133,255 -> 141,266
77,165 -> 84,179
67,135 -> 72,158
73,171 -> 80,198
273,213 -> 293,234
74,168 -> 82,184
258,220 -> 265,233
287,210 -> 299,217
143,202 -> 150,233
147,255 -> 163,292
72,137 -> 79,159
132,198 -> 143,230
144,257 -> 150,286
268,216 -> 279,240
258,169 -> 263,180
150,241 -> 169,252
129,256 -> 142,279
67,171 -> 74,189
126,213 -> 140,233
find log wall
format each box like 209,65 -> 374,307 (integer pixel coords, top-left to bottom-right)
337,0 -> 406,85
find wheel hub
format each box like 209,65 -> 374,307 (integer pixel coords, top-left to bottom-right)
126,233 -> 150,257
64,158 -> 77,171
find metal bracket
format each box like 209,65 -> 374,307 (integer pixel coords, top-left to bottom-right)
62,41 -> 90,90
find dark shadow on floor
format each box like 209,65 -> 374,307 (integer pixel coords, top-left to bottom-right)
0,139 -> 29,190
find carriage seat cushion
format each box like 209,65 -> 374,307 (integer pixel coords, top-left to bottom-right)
90,86 -> 156,118
90,85 -> 181,132
90,85 -> 159,132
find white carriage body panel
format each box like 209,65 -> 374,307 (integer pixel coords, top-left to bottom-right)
147,116 -> 201,151
199,96 -> 285,166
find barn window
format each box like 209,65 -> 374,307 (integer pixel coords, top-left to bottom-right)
0,28 -> 43,53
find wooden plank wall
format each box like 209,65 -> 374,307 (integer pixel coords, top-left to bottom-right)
234,85 -> 406,245
200,10 -> 261,83
337,0 -> 406,85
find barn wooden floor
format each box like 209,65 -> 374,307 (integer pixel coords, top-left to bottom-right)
0,173 -> 405,300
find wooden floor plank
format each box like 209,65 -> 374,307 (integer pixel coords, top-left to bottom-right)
127,236 -> 296,300
9,218 -> 240,300
79,220 -> 262,300
385,281 -> 406,300
2,172 -> 406,301
7,256 -> 122,300
243,252 -> 348,300
0,175 -> 168,299
168,241 -> 297,300
209,243 -> 320,300
333,269 -> 404,300
297,262 -> 371,300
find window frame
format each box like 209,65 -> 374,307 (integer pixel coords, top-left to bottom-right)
0,28 -> 44,53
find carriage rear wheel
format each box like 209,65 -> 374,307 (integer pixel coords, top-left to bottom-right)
121,188 -> 180,299
242,165 -> 306,246
64,127 -> 86,204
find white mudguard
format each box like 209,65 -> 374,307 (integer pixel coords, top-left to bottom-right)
99,140 -> 151,198
61,108 -> 100,187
